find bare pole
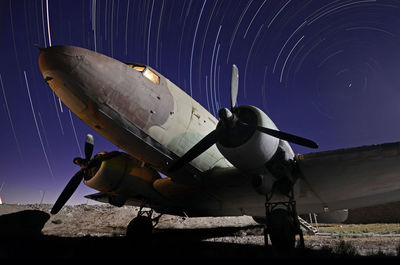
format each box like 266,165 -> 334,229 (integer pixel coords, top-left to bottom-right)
40,190 -> 46,205
0,181 -> 5,193
0,181 -> 4,205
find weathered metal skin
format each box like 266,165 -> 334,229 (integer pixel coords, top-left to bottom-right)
38,46 -> 231,182
39,46 -> 173,131
92,57 -> 173,132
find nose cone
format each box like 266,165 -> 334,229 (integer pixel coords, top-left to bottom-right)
38,46 -> 84,75
38,46 -> 88,114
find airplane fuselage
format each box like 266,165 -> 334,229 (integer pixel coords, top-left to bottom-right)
39,47 -> 233,175
39,46 -> 301,217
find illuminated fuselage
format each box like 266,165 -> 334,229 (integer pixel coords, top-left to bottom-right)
38,46 -> 298,216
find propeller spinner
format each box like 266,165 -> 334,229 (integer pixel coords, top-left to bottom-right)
168,65 -> 318,173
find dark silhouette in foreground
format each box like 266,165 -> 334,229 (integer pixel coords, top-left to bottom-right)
0,210 -> 49,238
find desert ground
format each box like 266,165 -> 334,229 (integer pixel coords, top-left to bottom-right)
1,203 -> 400,263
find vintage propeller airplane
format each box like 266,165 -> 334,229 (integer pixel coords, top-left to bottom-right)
38,45 -> 400,250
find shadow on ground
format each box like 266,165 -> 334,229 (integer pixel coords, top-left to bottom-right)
0,210 -> 399,264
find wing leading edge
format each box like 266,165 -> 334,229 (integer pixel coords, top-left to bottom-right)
295,141 -> 400,213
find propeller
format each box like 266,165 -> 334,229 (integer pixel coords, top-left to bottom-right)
84,134 -> 94,161
230,64 -> 239,110
51,134 -> 94,214
237,120 -> 318,149
168,64 -> 318,172
168,129 -> 221,172
50,169 -> 85,215
51,134 -> 119,214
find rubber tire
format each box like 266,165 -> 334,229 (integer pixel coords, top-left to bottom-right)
268,208 -> 296,251
252,216 -> 267,225
126,215 -> 153,245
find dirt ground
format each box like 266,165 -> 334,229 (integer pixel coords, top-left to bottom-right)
1,204 -> 400,262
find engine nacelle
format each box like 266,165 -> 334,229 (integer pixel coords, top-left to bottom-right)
216,106 -> 280,171
84,152 -> 161,200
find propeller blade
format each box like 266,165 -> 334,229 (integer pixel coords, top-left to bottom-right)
84,134 -> 94,160
50,169 -> 85,214
239,121 -> 318,149
169,129 -> 220,172
257,126 -> 318,149
230,64 -> 239,110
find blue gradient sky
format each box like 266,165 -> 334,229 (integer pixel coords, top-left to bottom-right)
1,0 -> 400,204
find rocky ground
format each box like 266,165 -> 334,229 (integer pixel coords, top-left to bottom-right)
1,204 -> 400,263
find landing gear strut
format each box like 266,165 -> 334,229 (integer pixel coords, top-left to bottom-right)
264,187 -> 304,251
126,206 -> 162,245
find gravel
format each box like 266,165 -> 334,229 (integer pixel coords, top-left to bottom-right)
1,203 -> 400,258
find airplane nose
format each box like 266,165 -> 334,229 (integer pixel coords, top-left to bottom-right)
38,46 -> 84,75
38,46 -> 88,114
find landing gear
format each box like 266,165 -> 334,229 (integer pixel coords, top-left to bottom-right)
126,206 -> 162,245
264,187 -> 304,252
268,208 -> 295,249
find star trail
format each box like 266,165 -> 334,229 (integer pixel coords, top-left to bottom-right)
1,0 -> 400,204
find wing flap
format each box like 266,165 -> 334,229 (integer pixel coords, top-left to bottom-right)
295,141 -> 400,213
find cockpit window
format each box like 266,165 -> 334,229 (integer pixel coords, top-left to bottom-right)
125,62 -> 160,85
125,63 -> 145,72
132,65 -> 145,72
143,68 -> 160,84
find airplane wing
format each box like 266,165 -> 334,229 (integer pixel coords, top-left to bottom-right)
295,141 -> 400,213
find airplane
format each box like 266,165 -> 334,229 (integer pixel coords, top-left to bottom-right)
38,45 -> 400,250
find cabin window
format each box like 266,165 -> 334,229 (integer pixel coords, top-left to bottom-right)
143,68 -> 160,84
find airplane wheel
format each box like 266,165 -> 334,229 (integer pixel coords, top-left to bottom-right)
252,216 -> 267,224
268,208 -> 295,251
126,215 -> 153,245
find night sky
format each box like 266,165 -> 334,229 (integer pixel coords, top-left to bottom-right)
1,0 -> 400,205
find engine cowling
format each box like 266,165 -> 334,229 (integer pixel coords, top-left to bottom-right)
216,105 -> 280,171
84,152 -> 162,201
